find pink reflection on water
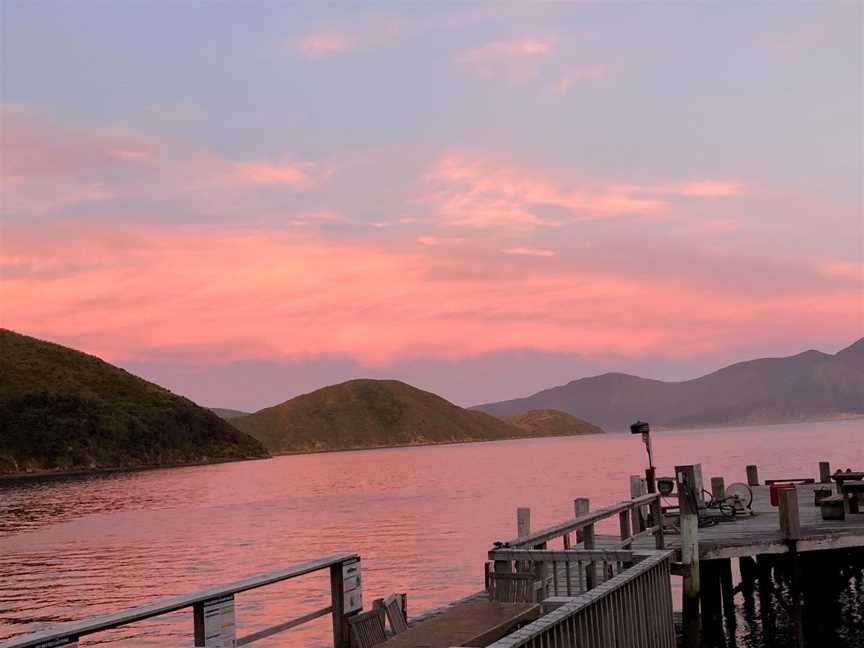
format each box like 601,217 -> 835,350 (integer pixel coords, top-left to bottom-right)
0,419 -> 861,646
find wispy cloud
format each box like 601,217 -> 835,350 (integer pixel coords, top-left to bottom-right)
417,235 -> 465,246
457,37 -> 556,82
501,247 -> 556,257
552,65 -> 609,95
296,33 -> 357,59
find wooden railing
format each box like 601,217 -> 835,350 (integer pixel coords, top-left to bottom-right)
1,553 -> 360,648
482,551 -> 676,648
501,493 -> 665,552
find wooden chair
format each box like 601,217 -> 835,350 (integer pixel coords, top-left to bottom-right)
487,569 -> 543,603
348,605 -> 387,648
382,592 -> 409,635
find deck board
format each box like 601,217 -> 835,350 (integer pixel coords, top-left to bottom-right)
597,484 -> 864,560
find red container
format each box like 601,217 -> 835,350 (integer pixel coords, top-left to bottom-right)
769,483 -> 796,507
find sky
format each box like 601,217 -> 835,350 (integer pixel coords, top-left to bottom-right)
1,2 -> 862,410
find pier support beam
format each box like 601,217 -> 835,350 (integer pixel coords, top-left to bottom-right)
699,560 -> 722,635
757,556 -> 774,644
676,464 -> 701,648
718,558 -> 736,630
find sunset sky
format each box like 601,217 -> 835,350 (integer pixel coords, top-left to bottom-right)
1,2 -> 862,410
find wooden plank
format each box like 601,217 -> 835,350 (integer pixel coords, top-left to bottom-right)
382,601 -> 540,648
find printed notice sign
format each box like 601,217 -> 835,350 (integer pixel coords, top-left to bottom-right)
203,594 -> 236,648
33,638 -> 78,648
342,558 -> 363,614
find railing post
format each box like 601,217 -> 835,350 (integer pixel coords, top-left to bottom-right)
746,464 -> 759,486
574,497 -> 589,544
193,602 -> 205,647
676,464 -> 701,648
629,475 -> 645,532
330,561 -> 348,648
517,507 -> 531,539
819,461 -> 831,483
651,495 -> 665,549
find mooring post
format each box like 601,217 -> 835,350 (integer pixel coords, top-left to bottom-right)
778,488 -> 804,648
630,474 -> 645,532
819,461 -> 831,484
746,464 -> 760,486
710,477 -> 726,503
574,497 -> 590,544
676,464 -> 701,648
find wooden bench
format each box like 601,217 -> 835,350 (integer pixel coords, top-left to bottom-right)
820,494 -> 846,521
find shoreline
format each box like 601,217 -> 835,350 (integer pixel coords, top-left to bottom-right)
2,415 -> 861,482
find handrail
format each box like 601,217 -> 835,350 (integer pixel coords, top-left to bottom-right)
2,553 -> 359,648
503,493 -> 662,549
483,550 -> 675,648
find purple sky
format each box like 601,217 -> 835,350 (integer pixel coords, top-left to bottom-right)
1,2 -> 862,409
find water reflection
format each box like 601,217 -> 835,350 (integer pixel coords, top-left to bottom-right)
1,419 -> 862,646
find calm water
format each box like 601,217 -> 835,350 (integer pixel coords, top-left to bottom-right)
1,419 -> 862,647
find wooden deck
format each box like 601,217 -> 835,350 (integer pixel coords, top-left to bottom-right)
383,600 -> 540,648
599,483 -> 864,560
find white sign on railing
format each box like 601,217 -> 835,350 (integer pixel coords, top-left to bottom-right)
342,558 -> 363,614
203,594 -> 236,648
33,638 -> 77,648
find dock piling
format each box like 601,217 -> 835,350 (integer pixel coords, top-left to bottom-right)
676,464 -> 701,648
630,475 -> 645,532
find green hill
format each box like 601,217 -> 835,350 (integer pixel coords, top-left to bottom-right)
504,409 -> 604,436
233,378 -> 535,454
0,329 -> 268,475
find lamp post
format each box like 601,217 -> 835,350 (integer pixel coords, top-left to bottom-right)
631,420 -> 656,493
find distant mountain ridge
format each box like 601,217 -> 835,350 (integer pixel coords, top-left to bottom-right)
504,410 -> 603,437
473,338 -> 864,431
232,379 -> 601,454
0,329 -> 268,475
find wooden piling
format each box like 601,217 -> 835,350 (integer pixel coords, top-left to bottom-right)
710,477 -> 726,503
676,464 -> 701,648
699,561 -> 722,634
718,558 -> 735,628
757,556 -> 774,641
575,497 -> 596,589
739,556 -> 757,597
819,461 -> 831,484
746,464 -> 760,486
778,488 -> 800,540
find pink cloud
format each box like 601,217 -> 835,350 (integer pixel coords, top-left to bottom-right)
1,106 -> 321,215
501,247 -> 556,257
822,261 -> 864,281
423,151 -> 666,228
457,37 -> 555,82
553,65 -> 609,95
417,235 -> 465,246
232,161 -> 313,187
2,222 -> 858,367
296,33 -> 357,59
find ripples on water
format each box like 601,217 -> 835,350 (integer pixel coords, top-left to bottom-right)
1,419 -> 862,647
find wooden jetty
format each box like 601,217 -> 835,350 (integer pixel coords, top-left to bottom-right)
2,460 -> 862,648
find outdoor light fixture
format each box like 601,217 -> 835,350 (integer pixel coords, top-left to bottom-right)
631,420 -> 656,493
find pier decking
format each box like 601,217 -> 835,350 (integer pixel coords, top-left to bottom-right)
598,483 -> 864,560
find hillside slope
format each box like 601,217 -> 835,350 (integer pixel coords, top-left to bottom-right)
233,379 -> 595,454
0,329 -> 268,475
504,410 -> 604,436
473,338 -> 864,431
